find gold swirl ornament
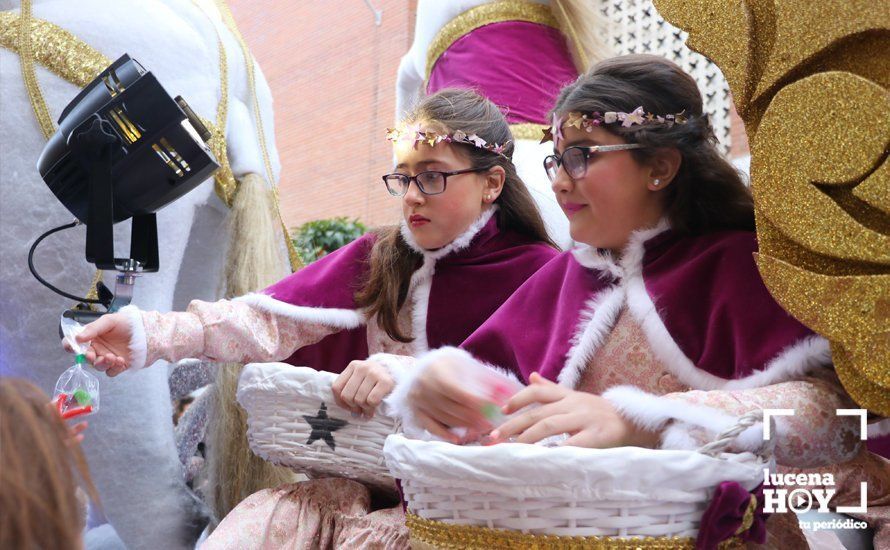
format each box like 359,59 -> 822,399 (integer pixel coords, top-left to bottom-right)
652,0 -> 890,415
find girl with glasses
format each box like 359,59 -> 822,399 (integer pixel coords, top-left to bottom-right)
67,89 -> 558,547
390,55 -> 876,548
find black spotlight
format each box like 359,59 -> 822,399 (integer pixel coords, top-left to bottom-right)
31,54 -> 218,318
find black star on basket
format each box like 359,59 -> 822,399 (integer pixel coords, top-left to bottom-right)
303,402 -> 348,451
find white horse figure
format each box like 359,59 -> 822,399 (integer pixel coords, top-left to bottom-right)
0,1 -> 289,547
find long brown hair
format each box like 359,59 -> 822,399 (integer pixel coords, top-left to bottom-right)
552,54 -> 755,235
1,378 -> 100,550
356,89 -> 556,342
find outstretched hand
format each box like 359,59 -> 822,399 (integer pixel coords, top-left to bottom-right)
490,372 -> 660,449
63,313 -> 133,377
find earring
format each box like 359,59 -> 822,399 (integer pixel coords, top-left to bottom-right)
653,179 -> 661,187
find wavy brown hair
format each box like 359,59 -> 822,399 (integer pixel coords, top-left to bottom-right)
1,378 -> 100,550
552,54 -> 755,235
356,89 -> 556,342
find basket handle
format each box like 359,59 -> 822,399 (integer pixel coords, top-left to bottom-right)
696,410 -> 774,459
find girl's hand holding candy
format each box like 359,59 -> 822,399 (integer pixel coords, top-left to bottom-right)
490,372 -> 660,449
63,313 -> 133,376
408,357 -> 492,443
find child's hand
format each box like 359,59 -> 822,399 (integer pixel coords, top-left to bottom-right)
408,357 -> 491,443
68,313 -> 133,377
332,360 -> 394,418
490,372 -> 660,448
46,400 -> 88,446
68,421 -> 88,446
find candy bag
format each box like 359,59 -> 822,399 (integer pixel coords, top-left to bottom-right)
55,316 -> 100,419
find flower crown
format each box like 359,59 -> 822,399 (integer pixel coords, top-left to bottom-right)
542,107 -> 689,143
386,124 -> 511,158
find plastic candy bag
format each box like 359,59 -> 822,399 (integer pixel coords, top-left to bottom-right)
55,316 -> 100,419
460,363 -> 524,426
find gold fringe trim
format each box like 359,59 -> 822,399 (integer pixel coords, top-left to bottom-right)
189,0 -> 238,208
213,0 -> 274,187
2,2 -> 107,301
510,122 -> 548,141
212,0 -> 300,271
406,514 -> 746,549
425,1 -> 558,82
1,8 -> 110,139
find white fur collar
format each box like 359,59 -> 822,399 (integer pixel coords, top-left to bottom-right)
570,218 -> 671,279
399,206 -> 498,261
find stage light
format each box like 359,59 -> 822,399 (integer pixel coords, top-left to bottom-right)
30,54 -> 218,320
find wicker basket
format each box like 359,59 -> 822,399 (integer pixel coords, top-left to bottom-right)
384,413 -> 769,548
237,362 -> 400,492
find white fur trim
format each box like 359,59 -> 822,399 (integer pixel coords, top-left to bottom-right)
399,206 -> 498,354
558,285 -> 625,387
868,418 -> 890,439
234,293 -> 366,329
399,205 -> 498,261
408,260 -> 434,355
571,246 -> 623,281
612,219 -> 831,390
602,385 -> 764,452
617,219 -> 672,278
660,423 -> 700,450
720,336 -> 832,390
367,353 -> 413,386
119,304 -> 148,370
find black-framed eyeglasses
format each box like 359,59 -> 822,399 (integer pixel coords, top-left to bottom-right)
543,144 -> 645,182
382,167 -> 487,197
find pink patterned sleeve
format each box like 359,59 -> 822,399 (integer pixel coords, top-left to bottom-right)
665,369 -> 862,468
141,300 -> 339,367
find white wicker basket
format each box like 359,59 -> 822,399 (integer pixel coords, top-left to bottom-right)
385,413 -> 769,547
237,362 -> 401,491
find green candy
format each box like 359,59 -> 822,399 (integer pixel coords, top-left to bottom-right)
73,388 -> 92,406
481,403 -> 500,420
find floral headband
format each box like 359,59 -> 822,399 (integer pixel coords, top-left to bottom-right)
386,124 -> 511,158
542,107 -> 689,143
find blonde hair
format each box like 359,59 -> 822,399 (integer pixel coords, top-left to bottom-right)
551,0 -> 613,72
208,173 -> 298,525
0,378 -> 100,550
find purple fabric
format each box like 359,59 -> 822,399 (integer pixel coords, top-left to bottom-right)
460,252 -> 609,382
461,230 -> 818,384
263,232 -> 378,310
264,234 -> 377,374
426,220 -> 559,349
867,433 -> 890,459
427,21 -> 578,125
643,231 -> 815,380
264,217 -> 558,373
696,482 -> 768,549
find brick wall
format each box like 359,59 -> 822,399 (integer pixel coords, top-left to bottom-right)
228,0 -> 417,230
728,100 -> 750,160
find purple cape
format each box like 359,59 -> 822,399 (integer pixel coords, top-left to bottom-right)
461,227 -> 826,388
259,215 -> 558,373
